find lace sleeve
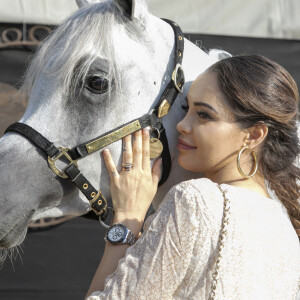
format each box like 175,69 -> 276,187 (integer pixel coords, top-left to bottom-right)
86,182 -> 205,300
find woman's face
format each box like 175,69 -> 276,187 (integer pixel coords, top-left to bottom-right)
176,71 -> 248,178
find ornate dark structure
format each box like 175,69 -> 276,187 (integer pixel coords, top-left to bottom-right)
0,24 -> 52,49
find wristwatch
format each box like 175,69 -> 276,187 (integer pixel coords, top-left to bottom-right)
105,223 -> 137,245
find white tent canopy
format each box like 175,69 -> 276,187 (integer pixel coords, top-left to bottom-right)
0,0 -> 299,39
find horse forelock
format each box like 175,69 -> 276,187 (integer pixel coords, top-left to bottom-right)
21,0 -> 149,99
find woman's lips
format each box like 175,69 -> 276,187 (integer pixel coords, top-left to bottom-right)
177,138 -> 197,150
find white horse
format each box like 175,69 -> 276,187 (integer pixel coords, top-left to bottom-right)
0,0 -> 226,252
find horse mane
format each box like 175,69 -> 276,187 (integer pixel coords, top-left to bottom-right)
21,0 -> 148,98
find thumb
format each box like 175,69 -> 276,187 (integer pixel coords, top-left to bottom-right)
152,158 -> 162,186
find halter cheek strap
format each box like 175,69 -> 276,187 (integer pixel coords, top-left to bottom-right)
4,19 -> 185,221
4,122 -> 108,218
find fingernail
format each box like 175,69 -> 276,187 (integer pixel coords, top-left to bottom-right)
102,149 -> 109,155
142,128 -> 149,136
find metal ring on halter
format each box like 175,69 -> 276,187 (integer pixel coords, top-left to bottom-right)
122,162 -> 133,171
150,127 -> 161,140
99,206 -> 114,229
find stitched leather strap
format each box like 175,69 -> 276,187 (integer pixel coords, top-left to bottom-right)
64,164 -> 108,216
5,123 -> 59,157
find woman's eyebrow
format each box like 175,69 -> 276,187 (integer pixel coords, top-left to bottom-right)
193,101 -> 219,114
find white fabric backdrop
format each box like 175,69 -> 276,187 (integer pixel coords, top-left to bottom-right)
0,0 -> 299,39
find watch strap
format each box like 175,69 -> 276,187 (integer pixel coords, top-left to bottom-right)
126,230 -> 137,245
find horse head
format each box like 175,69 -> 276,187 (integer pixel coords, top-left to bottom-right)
0,0 -> 225,250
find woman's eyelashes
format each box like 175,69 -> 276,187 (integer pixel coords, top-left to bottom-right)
181,101 -> 213,120
197,111 -> 212,120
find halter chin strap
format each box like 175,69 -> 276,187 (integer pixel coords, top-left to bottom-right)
4,19 -> 185,221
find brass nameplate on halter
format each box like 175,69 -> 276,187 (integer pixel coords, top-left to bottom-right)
86,120 -> 142,154
158,99 -> 171,118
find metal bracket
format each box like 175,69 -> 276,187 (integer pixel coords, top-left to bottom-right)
172,63 -> 185,93
157,99 -> 171,118
47,147 -> 78,179
89,190 -> 107,216
99,206 -> 114,229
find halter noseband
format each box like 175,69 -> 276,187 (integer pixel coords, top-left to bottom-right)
4,19 -> 185,222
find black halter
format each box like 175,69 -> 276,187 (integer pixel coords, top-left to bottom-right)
4,19 -> 185,222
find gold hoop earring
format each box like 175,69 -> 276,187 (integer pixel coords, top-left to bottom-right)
237,146 -> 258,178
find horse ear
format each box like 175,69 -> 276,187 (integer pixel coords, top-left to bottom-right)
76,0 -> 99,8
114,0 -> 136,20
76,0 -> 145,21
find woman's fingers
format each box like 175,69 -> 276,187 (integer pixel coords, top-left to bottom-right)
152,158 -> 162,186
122,134 -> 133,169
103,129 -> 158,181
102,132 -> 160,221
133,130 -> 143,168
102,149 -> 119,180
142,129 -> 151,172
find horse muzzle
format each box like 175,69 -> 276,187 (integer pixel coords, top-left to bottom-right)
0,209 -> 35,249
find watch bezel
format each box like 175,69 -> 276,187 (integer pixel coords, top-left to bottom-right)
105,223 -> 128,244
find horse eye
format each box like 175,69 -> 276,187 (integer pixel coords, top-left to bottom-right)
86,76 -> 109,94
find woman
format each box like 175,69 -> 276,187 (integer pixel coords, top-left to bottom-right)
86,55 -> 300,299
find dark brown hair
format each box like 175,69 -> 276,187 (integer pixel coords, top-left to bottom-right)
208,54 -> 300,235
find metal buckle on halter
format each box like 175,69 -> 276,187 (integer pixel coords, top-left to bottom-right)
172,63 -> 185,93
47,147 -> 78,179
89,191 -> 106,214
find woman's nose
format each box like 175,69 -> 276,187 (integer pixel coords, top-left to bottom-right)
176,115 -> 191,134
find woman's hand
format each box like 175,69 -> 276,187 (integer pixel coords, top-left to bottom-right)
87,130 -> 161,296
102,129 -> 162,224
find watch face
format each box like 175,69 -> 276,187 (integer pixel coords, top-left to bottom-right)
107,225 -> 126,243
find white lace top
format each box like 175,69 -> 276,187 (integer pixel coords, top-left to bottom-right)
87,178 -> 300,299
